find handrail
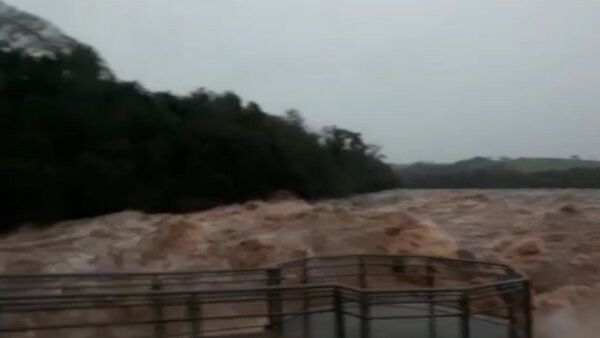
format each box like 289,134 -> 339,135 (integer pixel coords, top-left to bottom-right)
1,280 -> 526,301
0,267 -> 269,278
0,254 -> 518,278
282,254 -> 517,269
0,278 -> 527,299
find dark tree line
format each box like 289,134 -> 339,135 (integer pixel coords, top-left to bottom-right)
399,158 -> 600,188
0,46 -> 400,230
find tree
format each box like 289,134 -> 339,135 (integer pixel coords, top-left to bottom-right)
285,109 -> 304,128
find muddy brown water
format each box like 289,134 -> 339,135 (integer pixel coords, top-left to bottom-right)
1,189 -> 599,337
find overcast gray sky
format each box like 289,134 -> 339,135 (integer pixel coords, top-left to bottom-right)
8,0 -> 600,163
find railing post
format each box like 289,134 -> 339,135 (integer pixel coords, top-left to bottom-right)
358,257 -> 366,289
360,292 -> 370,338
426,261 -> 436,338
460,292 -> 470,338
358,257 -> 369,338
506,291 -> 518,338
302,260 -> 310,338
301,259 -> 308,285
523,280 -> 532,338
152,279 -> 166,338
267,268 -> 282,334
0,281 -> 3,338
334,287 -> 345,338
188,293 -> 201,338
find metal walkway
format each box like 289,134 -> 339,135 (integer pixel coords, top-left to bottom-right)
0,255 -> 531,338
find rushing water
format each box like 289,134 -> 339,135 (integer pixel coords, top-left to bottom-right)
1,189 -> 599,337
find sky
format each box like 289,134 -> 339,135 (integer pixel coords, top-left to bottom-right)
8,0 -> 600,163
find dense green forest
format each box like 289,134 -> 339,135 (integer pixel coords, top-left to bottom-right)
397,157 -> 600,188
0,46 -> 400,229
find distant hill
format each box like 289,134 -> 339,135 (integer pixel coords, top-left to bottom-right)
395,157 -> 600,174
394,157 -> 600,188
502,157 -> 600,173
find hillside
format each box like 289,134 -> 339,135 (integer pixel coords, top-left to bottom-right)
396,157 -> 600,173
0,2 -> 399,230
394,157 -> 600,188
505,157 -> 600,173
0,1 -> 75,57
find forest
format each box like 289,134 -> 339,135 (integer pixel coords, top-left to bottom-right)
0,46 -> 400,229
398,157 -> 600,188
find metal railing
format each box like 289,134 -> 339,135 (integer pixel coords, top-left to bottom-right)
0,255 -> 531,338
